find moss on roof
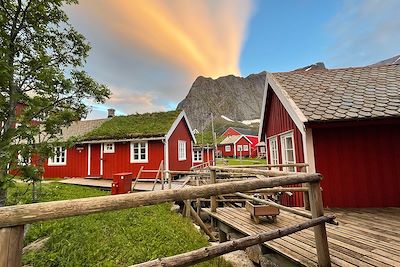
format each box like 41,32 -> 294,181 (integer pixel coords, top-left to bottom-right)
82,110 -> 182,141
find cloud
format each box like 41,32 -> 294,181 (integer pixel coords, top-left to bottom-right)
326,0 -> 400,67
65,0 -> 254,117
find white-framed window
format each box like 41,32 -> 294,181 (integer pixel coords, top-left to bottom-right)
243,145 -> 249,152
48,147 -> 67,166
178,140 -> 187,161
103,142 -> 115,153
225,145 -> 231,152
130,141 -> 148,163
260,146 -> 266,153
280,132 -> 296,172
269,137 -> 279,166
193,149 -> 202,162
237,145 -> 243,152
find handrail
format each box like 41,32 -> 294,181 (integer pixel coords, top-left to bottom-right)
0,173 -> 321,228
132,215 -> 335,267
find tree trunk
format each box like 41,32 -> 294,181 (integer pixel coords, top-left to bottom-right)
0,188 -> 7,207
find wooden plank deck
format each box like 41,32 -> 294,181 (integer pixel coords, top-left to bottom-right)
59,178 -> 187,191
204,207 -> 400,267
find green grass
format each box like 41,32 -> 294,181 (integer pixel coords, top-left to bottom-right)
216,157 -> 267,166
83,110 -> 182,140
8,183 -> 231,267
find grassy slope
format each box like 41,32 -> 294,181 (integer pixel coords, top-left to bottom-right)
83,110 -> 182,140
8,183 -> 230,267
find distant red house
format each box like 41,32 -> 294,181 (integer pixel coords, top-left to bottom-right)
221,127 -> 259,157
42,110 -> 196,179
259,64 -> 400,208
217,135 -> 252,158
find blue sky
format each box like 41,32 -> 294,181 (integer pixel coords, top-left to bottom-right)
66,0 -> 400,118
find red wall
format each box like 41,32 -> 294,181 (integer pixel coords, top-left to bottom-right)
102,141 -> 164,179
235,137 -> 251,157
218,144 -> 234,157
312,122 -> 400,208
246,135 -> 259,157
168,119 -> 193,171
222,128 -> 241,137
192,148 -> 214,167
261,87 -> 305,207
43,145 -> 89,178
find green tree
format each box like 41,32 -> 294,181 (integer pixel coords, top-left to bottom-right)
0,0 -> 110,206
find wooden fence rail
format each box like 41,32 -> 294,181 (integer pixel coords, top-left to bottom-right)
0,169 -> 330,267
133,215 -> 335,267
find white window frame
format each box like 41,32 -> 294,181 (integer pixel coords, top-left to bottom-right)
280,132 -> 296,172
237,145 -> 243,152
130,141 -> 148,163
225,145 -> 231,152
103,142 -> 115,153
48,146 -> 67,166
243,145 -> 249,152
178,140 -> 187,161
268,137 -> 279,166
193,149 -> 202,163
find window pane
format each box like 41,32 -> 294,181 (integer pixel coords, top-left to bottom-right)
286,137 -> 293,149
287,150 -> 294,162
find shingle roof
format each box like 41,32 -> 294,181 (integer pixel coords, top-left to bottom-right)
219,135 -> 246,145
271,64 -> 400,122
230,127 -> 258,136
81,110 -> 182,141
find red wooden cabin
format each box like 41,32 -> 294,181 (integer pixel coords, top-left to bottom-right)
42,110 -> 196,179
259,64 -> 400,208
221,127 -> 259,157
217,135 -> 253,158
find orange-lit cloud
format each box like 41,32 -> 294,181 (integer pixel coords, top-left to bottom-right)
70,0 -> 253,78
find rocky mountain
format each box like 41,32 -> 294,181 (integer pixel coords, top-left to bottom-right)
177,72 -> 266,130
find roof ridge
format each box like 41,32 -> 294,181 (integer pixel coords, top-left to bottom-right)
273,62 -> 400,75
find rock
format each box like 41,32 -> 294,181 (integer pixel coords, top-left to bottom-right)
177,72 -> 266,130
23,237 -> 50,254
170,204 -> 180,213
221,250 -> 255,267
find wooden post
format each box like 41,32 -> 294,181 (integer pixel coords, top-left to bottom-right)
188,205 -> 217,242
196,177 -> 201,216
132,166 -> 144,191
161,163 -> 164,190
168,172 -> 172,189
210,169 -> 217,212
303,183 -> 310,211
308,181 -> 331,267
0,225 -> 24,267
219,229 -> 228,243
184,200 -> 191,218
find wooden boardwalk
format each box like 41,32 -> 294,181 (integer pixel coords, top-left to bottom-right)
59,178 -> 187,191
204,207 -> 400,267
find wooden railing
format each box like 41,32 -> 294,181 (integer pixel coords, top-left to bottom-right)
0,166 -> 333,267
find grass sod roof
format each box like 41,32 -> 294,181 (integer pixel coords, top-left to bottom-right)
82,110 -> 182,141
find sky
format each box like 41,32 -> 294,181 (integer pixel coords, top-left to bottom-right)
65,0 -> 400,119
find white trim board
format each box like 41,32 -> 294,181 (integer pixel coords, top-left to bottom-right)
165,110 -> 196,143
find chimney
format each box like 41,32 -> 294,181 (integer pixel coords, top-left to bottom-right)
107,108 -> 115,118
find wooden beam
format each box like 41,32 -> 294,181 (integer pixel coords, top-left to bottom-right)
0,225 -> 24,267
209,166 -> 292,177
223,163 -> 309,169
131,215 -> 335,267
245,187 -> 309,193
210,169 -> 217,212
308,181 -> 331,267
132,166 -> 144,191
188,205 -> 217,242
0,173 -> 321,228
